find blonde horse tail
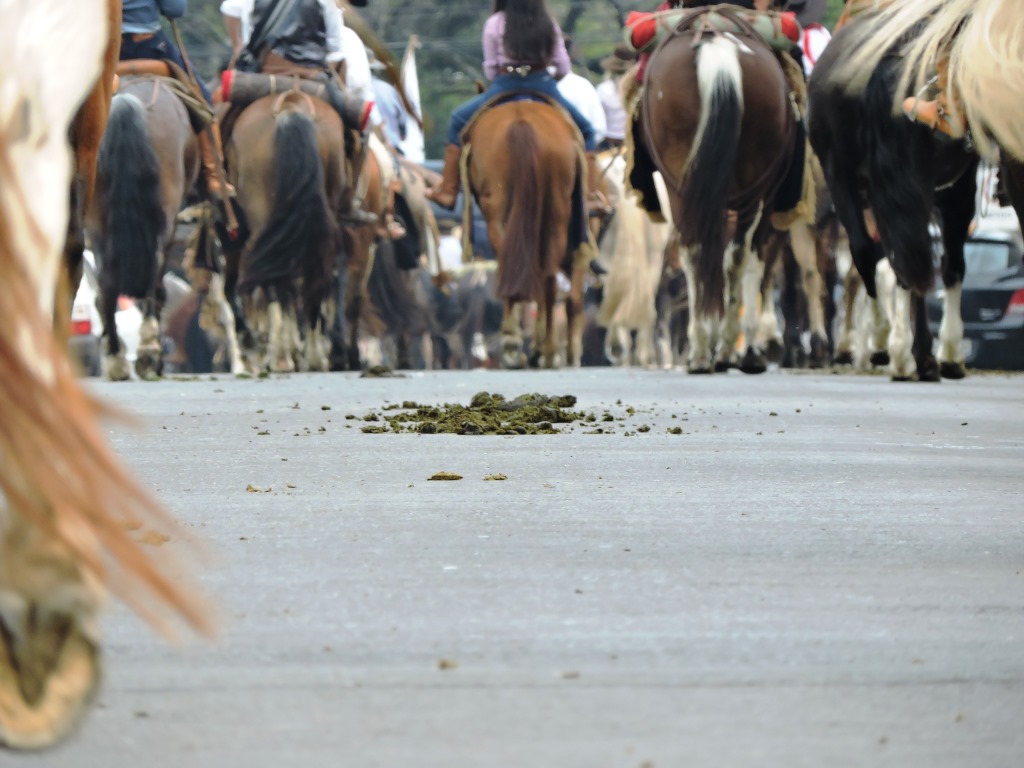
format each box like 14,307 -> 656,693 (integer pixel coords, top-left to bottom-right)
496,119 -> 544,303
682,36 -> 743,317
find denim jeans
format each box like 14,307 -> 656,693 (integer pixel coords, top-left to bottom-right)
447,71 -> 596,150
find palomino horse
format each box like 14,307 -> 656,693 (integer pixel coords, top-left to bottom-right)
809,16 -> 979,381
640,11 -> 794,374
87,75 -> 200,379
463,99 -> 590,369
0,0 -> 209,751
226,92 -> 343,373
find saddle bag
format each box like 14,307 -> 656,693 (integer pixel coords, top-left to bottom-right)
625,8 -> 802,55
221,70 -> 371,132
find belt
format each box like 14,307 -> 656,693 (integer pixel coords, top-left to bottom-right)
502,63 -> 546,76
124,32 -> 156,43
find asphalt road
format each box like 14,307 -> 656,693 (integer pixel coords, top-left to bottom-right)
23,368 -> 1024,768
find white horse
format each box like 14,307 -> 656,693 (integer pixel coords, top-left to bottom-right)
0,0 -> 210,750
595,150 -> 670,367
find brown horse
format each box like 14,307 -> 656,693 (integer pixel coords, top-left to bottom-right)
1,0 -> 210,751
641,15 -> 794,373
464,100 -> 588,368
225,92 -> 344,373
87,76 -> 200,380
61,0 -> 122,322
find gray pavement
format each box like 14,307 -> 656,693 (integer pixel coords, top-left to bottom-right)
22,368 -> 1024,768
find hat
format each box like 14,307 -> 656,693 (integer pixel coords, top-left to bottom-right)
785,0 -> 827,27
600,45 -> 638,75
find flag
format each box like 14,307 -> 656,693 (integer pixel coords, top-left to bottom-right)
399,35 -> 425,163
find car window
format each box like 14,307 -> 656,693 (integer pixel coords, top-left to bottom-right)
965,240 -> 1014,273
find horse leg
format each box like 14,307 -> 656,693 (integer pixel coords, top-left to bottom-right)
717,242 -> 744,372
934,167 -> 976,379
738,225 -> 768,375
0,514 -> 103,750
539,276 -> 558,369
911,293 -> 941,382
208,272 -> 246,374
790,221 -> 830,368
98,268 -> 129,381
500,300 -> 526,369
265,287 -> 295,374
134,268 -> 166,381
879,263 -> 917,381
836,265 -> 861,366
681,246 -> 714,374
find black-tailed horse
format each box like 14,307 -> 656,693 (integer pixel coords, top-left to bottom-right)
226,92 -> 343,373
1,0 -> 210,751
88,75 -> 200,379
640,12 -> 794,373
809,16 -> 979,381
464,99 -> 589,369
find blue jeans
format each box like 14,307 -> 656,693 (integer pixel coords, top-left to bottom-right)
120,29 -> 212,104
447,72 -> 596,151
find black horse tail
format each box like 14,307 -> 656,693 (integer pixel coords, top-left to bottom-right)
862,61 -> 935,295
681,37 -> 743,317
497,119 -> 544,303
238,108 -> 334,298
96,93 -> 164,298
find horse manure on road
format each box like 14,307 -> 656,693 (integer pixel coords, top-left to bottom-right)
359,392 -> 587,435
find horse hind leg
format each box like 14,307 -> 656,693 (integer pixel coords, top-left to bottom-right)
0,516 -> 102,751
681,246 -> 715,374
499,300 -> 527,370
738,237 -> 768,375
789,222 -> 830,368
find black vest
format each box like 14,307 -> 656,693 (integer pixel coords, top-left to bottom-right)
253,0 -> 327,69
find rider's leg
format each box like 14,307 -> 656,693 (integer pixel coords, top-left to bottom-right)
427,92 -> 490,210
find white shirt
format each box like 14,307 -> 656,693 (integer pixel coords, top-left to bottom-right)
438,234 -> 463,272
556,70 -> 607,146
220,0 -> 344,62
596,77 -> 627,142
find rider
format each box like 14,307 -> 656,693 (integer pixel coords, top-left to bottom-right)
219,0 -> 379,226
426,0 -> 606,216
120,0 -> 233,198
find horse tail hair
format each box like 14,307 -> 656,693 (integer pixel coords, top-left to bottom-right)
96,93 -> 164,298
862,63 -> 935,294
681,36 -> 743,316
238,109 -> 334,298
496,120 -> 544,302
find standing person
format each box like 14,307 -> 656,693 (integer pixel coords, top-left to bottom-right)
556,36 -> 607,149
426,0 -> 605,216
369,54 -> 408,152
596,45 -> 637,149
121,0 -> 233,197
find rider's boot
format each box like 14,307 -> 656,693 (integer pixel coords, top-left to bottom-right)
341,137 -> 380,228
425,143 -> 461,210
199,121 -> 236,199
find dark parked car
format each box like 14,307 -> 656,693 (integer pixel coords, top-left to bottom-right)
422,159 -> 495,260
927,228 -> 1024,370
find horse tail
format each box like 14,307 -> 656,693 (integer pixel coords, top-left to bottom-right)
238,108 -> 334,297
496,120 -> 544,302
861,63 -> 935,294
681,36 -> 743,316
96,93 -> 164,297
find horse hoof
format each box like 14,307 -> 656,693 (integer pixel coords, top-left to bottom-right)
739,347 -> 767,375
0,612 -> 101,751
869,351 -> 890,367
808,336 -> 830,369
713,359 -> 731,373
687,365 -> 714,375
917,358 -> 941,383
940,361 -> 967,380
834,350 -> 854,366
765,339 -> 784,364
104,354 -> 132,382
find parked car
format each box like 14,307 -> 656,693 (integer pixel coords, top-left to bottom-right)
926,228 -> 1024,370
422,159 -> 495,261
68,250 -> 143,377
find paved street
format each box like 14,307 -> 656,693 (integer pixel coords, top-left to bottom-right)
26,368 -> 1024,768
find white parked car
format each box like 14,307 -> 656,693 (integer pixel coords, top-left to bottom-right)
68,250 -> 143,377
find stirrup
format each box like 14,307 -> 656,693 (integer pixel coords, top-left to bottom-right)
343,206 -> 380,227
